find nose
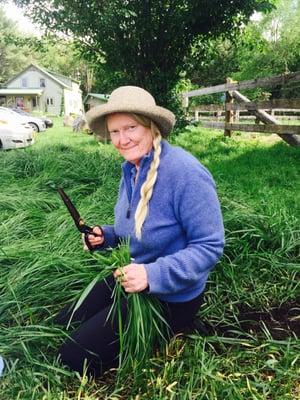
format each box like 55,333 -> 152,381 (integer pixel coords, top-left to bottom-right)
119,130 -> 130,144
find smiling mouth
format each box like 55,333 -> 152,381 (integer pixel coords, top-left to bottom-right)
121,145 -> 136,151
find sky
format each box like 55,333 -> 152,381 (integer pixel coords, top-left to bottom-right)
2,1 -> 42,35
251,11 -> 263,22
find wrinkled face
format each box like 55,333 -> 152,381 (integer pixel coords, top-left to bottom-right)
106,113 -> 154,165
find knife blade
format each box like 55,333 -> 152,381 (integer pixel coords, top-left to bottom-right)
57,187 -> 103,249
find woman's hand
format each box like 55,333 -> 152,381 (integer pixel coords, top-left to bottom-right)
114,263 -> 148,293
82,226 -> 104,250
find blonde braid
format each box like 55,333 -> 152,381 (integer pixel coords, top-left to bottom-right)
135,124 -> 162,240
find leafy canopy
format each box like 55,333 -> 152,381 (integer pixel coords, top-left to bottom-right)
11,0 -> 275,111
0,7 -> 30,84
0,6 -> 95,92
183,0 -> 300,104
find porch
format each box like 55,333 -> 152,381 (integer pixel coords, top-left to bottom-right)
0,88 -> 44,112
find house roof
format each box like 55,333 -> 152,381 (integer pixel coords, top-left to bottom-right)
4,64 -> 72,89
0,88 -> 44,95
48,70 -> 80,85
83,93 -> 109,103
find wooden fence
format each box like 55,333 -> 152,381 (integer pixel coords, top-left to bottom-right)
192,107 -> 300,121
182,73 -> 300,147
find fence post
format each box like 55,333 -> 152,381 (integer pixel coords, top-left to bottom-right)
182,95 -> 189,121
224,77 -> 234,137
182,95 -> 189,109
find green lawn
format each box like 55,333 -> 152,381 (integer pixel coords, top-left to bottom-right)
0,119 -> 299,399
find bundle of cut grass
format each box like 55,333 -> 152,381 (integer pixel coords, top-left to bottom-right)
72,241 -> 170,383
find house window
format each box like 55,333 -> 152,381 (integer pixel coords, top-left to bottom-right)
21,78 -> 27,88
40,78 -> 46,87
46,98 -> 54,106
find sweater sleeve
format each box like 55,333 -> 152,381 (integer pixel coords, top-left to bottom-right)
143,161 -> 225,296
95,225 -> 120,250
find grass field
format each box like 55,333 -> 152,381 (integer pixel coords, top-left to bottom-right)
0,119 -> 299,399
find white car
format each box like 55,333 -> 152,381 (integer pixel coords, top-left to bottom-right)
0,107 -> 46,132
0,118 -> 34,150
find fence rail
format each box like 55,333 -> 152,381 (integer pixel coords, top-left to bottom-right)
195,114 -> 300,122
203,122 -> 300,135
193,107 -> 300,121
225,99 -> 300,111
183,71 -> 300,98
182,71 -> 300,146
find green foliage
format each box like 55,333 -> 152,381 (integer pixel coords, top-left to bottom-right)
0,120 -> 299,398
186,0 -> 300,99
60,93 -> 64,117
0,7 -> 94,94
12,0 -> 275,115
232,0 -> 300,98
0,7 -> 31,84
186,35 -> 240,88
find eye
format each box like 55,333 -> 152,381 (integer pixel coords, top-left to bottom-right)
128,125 -> 137,131
109,130 -> 119,136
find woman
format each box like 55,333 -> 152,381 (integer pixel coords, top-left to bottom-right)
56,86 -> 224,377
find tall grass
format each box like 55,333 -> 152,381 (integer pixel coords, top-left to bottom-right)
0,120 -> 299,399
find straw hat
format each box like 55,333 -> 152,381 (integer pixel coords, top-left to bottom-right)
86,86 -> 176,138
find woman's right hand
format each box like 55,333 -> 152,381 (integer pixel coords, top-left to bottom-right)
82,226 -> 104,250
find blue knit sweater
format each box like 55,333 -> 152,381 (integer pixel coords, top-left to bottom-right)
101,140 -> 224,302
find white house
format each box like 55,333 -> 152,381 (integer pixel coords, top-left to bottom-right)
0,64 -> 83,116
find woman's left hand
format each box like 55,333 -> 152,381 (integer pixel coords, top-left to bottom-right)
114,263 -> 148,293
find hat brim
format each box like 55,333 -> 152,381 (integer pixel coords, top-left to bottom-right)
86,103 -> 175,139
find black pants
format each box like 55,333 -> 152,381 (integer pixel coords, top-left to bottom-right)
55,276 -> 203,377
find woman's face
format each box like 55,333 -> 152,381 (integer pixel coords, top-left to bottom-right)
106,113 -> 154,166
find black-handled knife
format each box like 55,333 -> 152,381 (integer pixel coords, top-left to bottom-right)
57,187 -> 103,250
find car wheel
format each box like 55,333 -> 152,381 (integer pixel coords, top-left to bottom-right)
29,122 -> 39,132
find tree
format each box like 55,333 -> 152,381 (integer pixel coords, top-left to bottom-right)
9,0 -> 275,113
0,7 -> 30,84
0,6 -> 95,96
232,0 -> 300,98
185,0 -> 300,101
185,35 -> 241,88
27,37 -> 96,95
